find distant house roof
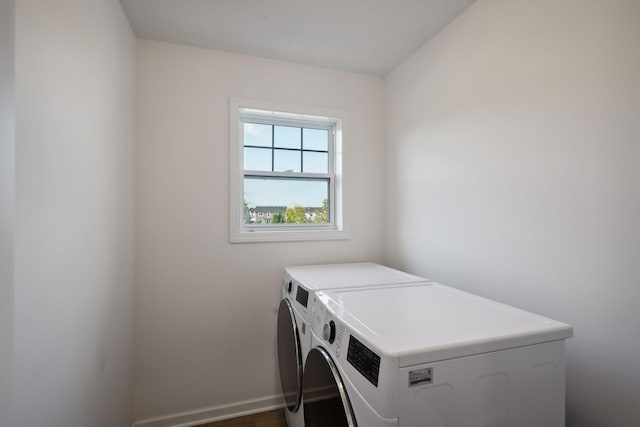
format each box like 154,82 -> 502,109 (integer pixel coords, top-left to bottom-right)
254,206 -> 286,214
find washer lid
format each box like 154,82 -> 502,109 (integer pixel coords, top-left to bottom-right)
318,283 -> 573,367
285,262 -> 426,290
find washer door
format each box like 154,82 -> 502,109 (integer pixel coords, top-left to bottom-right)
277,299 -> 303,412
303,347 -> 357,427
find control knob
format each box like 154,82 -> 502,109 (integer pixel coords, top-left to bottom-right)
323,320 -> 336,344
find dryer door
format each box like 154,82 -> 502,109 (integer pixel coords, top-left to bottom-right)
303,347 -> 357,427
277,299 -> 303,412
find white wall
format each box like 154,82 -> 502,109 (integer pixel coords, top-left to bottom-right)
13,0 -> 136,426
386,0 -> 640,426
134,40 -> 385,424
0,1 -> 15,426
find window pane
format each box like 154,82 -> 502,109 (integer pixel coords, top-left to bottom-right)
244,177 -> 329,224
303,128 -> 328,151
274,149 -> 301,172
303,151 -> 328,174
274,126 -> 301,149
244,147 -> 272,171
244,123 -> 272,147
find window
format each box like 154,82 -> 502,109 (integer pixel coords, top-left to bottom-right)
230,98 -> 348,242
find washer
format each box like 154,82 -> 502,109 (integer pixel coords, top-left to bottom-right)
304,282 -> 573,427
277,263 -> 427,427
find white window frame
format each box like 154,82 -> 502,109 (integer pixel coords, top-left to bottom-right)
229,98 -> 349,243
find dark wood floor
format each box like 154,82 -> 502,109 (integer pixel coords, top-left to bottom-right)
195,409 -> 287,427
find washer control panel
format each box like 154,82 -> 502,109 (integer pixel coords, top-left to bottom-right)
313,297 -> 345,358
313,293 -> 381,388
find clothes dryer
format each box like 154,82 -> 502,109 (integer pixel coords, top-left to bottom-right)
277,263 -> 426,427
303,282 -> 573,427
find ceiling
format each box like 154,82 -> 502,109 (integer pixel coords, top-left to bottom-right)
119,0 -> 475,76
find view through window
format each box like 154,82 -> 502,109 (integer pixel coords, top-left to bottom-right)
242,120 -> 333,226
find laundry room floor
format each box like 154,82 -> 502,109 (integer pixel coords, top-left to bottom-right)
195,409 -> 287,427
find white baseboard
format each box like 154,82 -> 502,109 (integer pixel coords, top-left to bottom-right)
132,395 -> 285,427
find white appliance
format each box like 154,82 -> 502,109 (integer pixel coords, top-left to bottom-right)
303,282 -> 574,427
277,263 -> 427,427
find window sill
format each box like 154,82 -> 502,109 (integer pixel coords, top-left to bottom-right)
230,227 -> 350,243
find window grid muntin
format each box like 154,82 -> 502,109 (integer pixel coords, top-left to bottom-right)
243,123 -> 330,175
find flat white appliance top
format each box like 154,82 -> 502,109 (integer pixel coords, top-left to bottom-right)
285,262 -> 426,290
318,283 -> 573,366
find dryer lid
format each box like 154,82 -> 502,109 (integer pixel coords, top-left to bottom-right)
318,283 -> 573,367
285,262 -> 426,290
